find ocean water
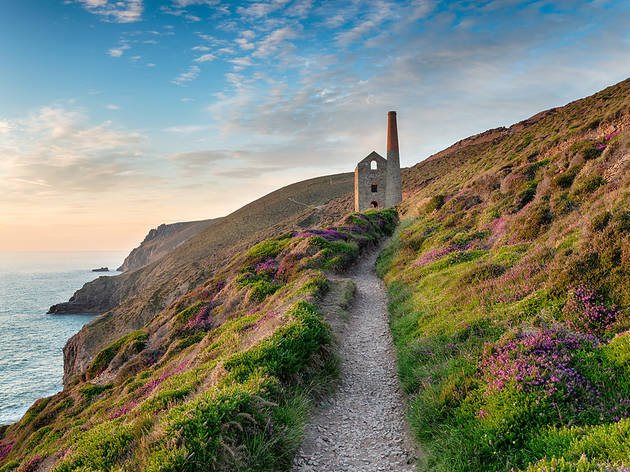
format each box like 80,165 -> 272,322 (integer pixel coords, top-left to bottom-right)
0,251 -> 127,425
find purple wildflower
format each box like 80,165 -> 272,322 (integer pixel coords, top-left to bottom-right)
298,228 -> 349,241
185,302 -> 217,330
0,441 -> 15,462
110,360 -> 190,420
255,258 -> 278,274
562,284 -> 621,338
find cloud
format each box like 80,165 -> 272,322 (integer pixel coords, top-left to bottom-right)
229,57 -> 253,67
172,0 -> 219,5
106,104 -> 120,110
192,45 -> 211,51
168,149 -> 232,164
0,120 -> 15,134
214,165 -> 285,179
172,65 -> 201,85
1,106 -> 147,201
165,124 -> 210,133
236,0 -> 290,18
235,38 -> 255,50
160,5 -> 202,21
335,19 -> 377,45
194,53 -> 216,63
252,26 -> 299,58
108,44 -> 130,57
75,0 -> 143,23
286,0 -> 313,18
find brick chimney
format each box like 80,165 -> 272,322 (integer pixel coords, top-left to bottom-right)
385,111 -> 402,207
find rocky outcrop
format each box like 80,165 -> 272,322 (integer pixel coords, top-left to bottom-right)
47,275 -> 124,315
117,219 -> 221,272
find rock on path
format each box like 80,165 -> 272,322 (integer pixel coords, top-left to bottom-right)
292,246 -> 417,472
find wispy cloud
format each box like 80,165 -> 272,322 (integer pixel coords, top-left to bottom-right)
236,0 -> 290,18
229,57 -> 253,67
160,5 -> 202,21
194,53 -> 216,63
0,120 -> 15,134
106,104 -> 120,110
108,44 -> 130,57
172,65 -> 201,85
1,106 -> 146,196
252,26 -> 298,58
75,0 -> 143,23
172,0 -> 219,6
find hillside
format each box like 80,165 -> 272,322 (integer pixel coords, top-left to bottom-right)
0,209 -> 397,470
377,77 -> 630,470
49,172 -> 354,383
4,76 -> 630,471
117,218 -> 222,272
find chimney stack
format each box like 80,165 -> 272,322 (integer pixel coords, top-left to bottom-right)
387,111 -> 399,152
385,111 -> 402,208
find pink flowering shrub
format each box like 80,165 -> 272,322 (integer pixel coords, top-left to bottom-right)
0,441 -> 14,462
475,260 -> 546,308
412,243 -> 473,267
19,455 -> 42,472
185,302 -> 217,331
478,328 -> 593,399
110,361 -> 190,420
595,130 -> 622,150
255,258 -> 278,275
297,228 -> 349,241
562,284 -> 622,338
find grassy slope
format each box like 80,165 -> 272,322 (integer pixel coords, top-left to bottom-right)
61,172 -> 355,382
378,77 -> 630,471
0,209 -> 398,471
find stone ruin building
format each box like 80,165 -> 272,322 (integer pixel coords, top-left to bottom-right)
354,111 -> 402,211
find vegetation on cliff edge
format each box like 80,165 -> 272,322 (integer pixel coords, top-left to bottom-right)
0,209 -> 397,471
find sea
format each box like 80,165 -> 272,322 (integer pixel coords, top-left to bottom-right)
0,251 -> 127,425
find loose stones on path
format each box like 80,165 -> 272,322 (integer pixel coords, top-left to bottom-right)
292,247 -> 417,472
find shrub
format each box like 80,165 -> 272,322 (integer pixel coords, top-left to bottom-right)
52,421 -> 134,471
553,166 -> 582,189
590,211 -> 611,232
244,238 -> 291,263
87,330 -> 148,378
612,211 -> 630,232
519,456 -> 609,472
569,140 -> 604,161
574,175 -> 605,196
224,301 -> 330,381
461,263 -> 505,283
425,195 -> 445,213
478,328 -> 592,399
249,279 -> 282,302
562,285 -> 622,338
79,383 -> 113,402
517,182 -> 538,208
517,199 -> 553,240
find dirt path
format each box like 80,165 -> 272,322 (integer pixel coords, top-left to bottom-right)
292,245 -> 417,472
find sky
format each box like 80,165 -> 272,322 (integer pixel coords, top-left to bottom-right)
1,0 -> 630,252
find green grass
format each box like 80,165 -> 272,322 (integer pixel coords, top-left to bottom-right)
87,330 -> 148,378
376,81 -> 630,469
0,209 -> 397,471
